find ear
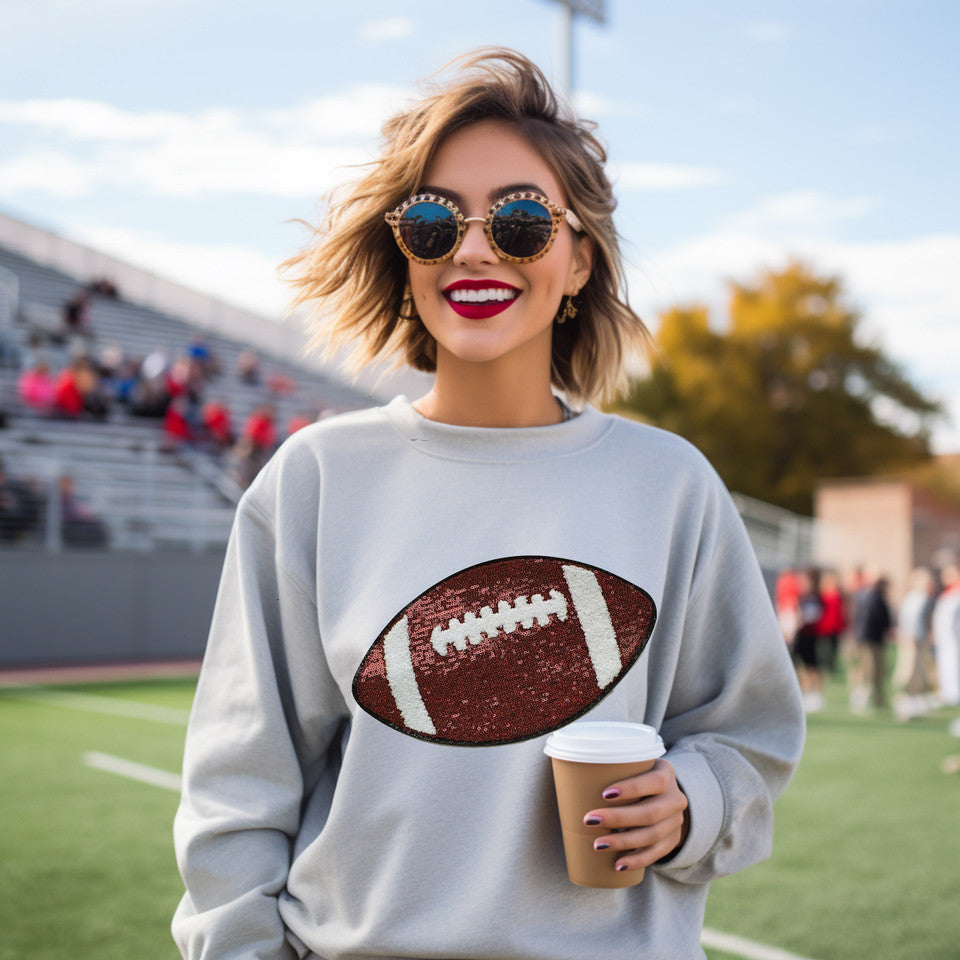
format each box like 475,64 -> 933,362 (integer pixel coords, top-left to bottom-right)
565,234 -> 594,295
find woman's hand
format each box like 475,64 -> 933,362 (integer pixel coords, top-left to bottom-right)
582,758 -> 689,875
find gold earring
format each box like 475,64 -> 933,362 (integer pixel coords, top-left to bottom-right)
556,293 -> 578,325
399,285 -> 420,322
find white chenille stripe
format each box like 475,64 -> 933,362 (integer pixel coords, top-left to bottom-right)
383,617 -> 437,736
562,564 -> 622,688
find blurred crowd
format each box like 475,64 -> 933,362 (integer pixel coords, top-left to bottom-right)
11,286 -> 329,491
0,283 -> 342,549
776,563 -> 960,722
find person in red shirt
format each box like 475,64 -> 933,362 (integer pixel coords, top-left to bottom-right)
202,400 -> 234,449
242,404 -> 277,452
163,396 -> 194,448
775,567 -> 800,644
816,569 -> 847,673
53,364 -> 84,416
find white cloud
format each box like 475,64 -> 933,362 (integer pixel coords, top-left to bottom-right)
0,88 -> 415,199
573,90 -> 647,120
357,17 -> 415,45
729,190 -> 879,232
743,21 -> 791,43
0,150 -> 92,197
0,99 -> 186,140
611,162 -> 727,192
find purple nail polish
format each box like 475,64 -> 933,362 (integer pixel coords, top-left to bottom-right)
602,787 -> 621,800
594,841 -> 611,851
615,863 -> 628,872
584,816 -> 603,826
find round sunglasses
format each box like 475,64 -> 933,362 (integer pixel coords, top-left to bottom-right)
384,191 -> 583,265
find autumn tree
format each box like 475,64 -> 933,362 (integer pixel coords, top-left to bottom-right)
616,261 -> 942,514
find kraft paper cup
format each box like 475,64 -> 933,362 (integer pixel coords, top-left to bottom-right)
544,721 -> 665,888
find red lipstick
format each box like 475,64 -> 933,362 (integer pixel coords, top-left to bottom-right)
443,279 -> 520,319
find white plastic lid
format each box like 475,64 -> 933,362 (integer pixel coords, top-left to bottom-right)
543,721 -> 665,763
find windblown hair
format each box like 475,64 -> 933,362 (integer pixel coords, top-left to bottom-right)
281,48 -> 649,405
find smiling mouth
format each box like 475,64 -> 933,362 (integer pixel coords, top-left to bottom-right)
444,281 -> 520,319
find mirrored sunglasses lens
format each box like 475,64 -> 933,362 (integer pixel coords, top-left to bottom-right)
398,202 -> 458,260
491,199 -> 554,259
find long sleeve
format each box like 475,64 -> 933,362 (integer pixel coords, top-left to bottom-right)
653,481 -> 805,884
172,492 -> 346,960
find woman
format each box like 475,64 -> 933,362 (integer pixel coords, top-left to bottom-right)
173,49 -> 804,960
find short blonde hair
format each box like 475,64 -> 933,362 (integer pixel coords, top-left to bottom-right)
282,48 -> 649,405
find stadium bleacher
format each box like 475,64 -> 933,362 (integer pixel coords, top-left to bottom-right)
0,243 -> 373,552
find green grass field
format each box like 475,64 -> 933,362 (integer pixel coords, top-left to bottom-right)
1,672 -> 958,960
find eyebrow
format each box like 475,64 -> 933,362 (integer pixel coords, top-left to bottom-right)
416,182 -> 548,205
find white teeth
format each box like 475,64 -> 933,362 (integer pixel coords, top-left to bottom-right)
448,287 -> 518,303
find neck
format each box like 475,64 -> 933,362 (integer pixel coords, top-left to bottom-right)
414,349 -> 564,428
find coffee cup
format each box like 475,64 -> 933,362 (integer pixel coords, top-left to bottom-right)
544,720 -> 665,888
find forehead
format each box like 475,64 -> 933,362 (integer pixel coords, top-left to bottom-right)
423,120 -> 566,204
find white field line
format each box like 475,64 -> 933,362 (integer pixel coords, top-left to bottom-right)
83,751 -> 182,792
9,687 -> 190,725
702,927 -> 819,960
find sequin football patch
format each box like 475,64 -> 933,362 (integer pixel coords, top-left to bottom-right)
352,556 -> 657,746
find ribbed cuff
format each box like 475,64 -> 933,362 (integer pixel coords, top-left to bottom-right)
654,748 -> 724,872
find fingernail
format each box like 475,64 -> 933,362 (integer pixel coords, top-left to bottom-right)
615,863 -> 628,872
602,787 -> 621,800
594,840 -> 611,851
584,816 -> 603,826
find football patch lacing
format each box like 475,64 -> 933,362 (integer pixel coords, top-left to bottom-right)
430,590 -> 569,655
377,563 -> 626,739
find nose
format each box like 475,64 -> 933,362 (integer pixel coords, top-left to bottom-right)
454,217 -> 499,266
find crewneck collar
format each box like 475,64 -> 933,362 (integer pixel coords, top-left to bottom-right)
383,395 -> 613,463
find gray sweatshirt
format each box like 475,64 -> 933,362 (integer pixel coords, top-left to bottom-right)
173,397 -> 805,960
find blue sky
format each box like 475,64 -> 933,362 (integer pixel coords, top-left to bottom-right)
2,0 -> 958,449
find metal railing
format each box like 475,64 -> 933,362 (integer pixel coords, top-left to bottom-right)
0,434 -> 238,554
730,491 -> 816,571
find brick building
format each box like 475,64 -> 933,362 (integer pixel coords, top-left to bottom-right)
815,460 -> 960,601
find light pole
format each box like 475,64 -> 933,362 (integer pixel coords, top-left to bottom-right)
545,0 -> 607,99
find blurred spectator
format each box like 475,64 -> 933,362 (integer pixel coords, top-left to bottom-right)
226,437 -> 261,489
228,404 -> 278,488
860,576 -> 894,710
59,475 -> 109,548
96,343 -> 125,379
112,358 -> 142,406
188,336 -> 219,378
163,396 -> 195,450
18,360 -> 57,414
73,357 -> 110,418
0,456 -> 42,541
63,290 -> 93,337
815,569 -> 846,674
793,568 -> 825,713
201,399 -> 234,450
168,354 -> 206,404
235,349 -> 261,385
286,412 -> 314,437
775,567 -> 800,644
932,565 -> 960,707
847,566 -> 874,713
243,403 -> 277,452
266,371 -> 297,396
130,351 -> 171,418
53,361 -> 84,416
893,567 -> 937,720
86,277 -> 118,298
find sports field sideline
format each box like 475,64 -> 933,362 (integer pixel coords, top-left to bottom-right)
1,664 -> 958,960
